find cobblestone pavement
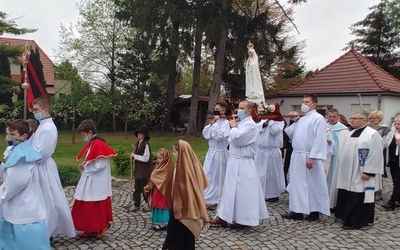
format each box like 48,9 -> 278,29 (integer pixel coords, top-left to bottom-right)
52,176 -> 400,250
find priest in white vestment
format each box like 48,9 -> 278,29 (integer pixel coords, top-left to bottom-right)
30,97 -> 76,237
202,102 -> 230,209
209,100 -> 269,228
325,109 -> 349,210
335,111 -> 384,230
254,119 -> 285,201
282,94 -> 330,221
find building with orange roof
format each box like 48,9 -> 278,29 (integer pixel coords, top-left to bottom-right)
0,37 -> 55,96
266,46 -> 400,125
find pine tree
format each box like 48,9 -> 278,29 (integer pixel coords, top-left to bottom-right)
349,0 -> 400,79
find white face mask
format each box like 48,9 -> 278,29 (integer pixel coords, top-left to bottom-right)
301,103 -> 310,113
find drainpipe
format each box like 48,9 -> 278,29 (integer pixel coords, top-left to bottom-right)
377,93 -> 382,110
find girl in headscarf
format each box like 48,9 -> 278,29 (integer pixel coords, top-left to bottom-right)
162,140 -> 209,250
144,148 -> 174,230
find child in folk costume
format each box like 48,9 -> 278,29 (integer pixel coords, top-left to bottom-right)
144,148 -> 174,230
129,125 -> 153,212
71,119 -> 117,239
162,140 -> 209,250
0,119 -> 50,249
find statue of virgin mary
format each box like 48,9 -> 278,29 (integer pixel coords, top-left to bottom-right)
245,41 -> 265,104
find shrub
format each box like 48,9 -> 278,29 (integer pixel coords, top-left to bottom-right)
114,145 -> 131,175
58,164 -> 81,187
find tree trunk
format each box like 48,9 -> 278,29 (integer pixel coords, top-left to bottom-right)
124,118 -> 128,139
161,55 -> 178,131
207,0 -> 229,119
71,108 -> 76,144
162,22 -> 180,131
185,16 -> 203,136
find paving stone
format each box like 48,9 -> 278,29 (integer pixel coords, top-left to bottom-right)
50,176 -> 400,249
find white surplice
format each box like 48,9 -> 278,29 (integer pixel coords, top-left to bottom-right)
254,120 -> 285,199
74,157 -> 112,201
216,116 -> 269,226
202,119 -> 230,205
29,118 -> 76,237
325,122 -> 349,209
336,126 -> 384,196
284,110 -> 330,216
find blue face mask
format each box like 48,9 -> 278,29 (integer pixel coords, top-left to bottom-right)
83,136 -> 91,142
34,112 -> 45,121
237,109 -> 246,120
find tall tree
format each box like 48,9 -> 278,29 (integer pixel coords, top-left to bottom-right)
53,61 -> 92,143
349,0 -> 400,78
270,57 -> 305,94
57,0 -> 130,131
206,0 -> 306,116
115,0 -> 195,131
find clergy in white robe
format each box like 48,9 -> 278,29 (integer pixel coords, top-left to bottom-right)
202,103 -> 230,207
283,94 -> 330,221
210,100 -> 268,227
30,97 -> 76,237
245,42 -> 265,105
254,119 -> 285,200
335,111 -> 384,230
1,120 -> 50,249
325,109 -> 349,209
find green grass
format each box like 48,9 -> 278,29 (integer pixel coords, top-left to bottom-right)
54,130 -> 208,165
2,131 -> 208,183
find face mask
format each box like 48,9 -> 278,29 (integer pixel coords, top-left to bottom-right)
83,136 -> 91,142
237,109 -> 246,120
213,110 -> 221,116
301,103 -> 310,113
5,135 -> 20,146
34,112 -> 45,121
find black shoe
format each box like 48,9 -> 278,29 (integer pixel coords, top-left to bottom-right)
395,201 -> 400,208
266,197 -> 279,202
304,212 -> 320,222
382,202 -> 395,211
342,225 -> 360,230
282,212 -> 304,220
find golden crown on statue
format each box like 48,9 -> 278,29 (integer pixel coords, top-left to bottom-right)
247,40 -> 254,50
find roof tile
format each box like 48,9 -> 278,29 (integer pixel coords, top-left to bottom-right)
280,47 -> 400,95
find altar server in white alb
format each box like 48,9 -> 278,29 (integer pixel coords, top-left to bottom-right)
29,97 -> 76,237
254,118 -> 285,202
282,94 -> 330,221
209,100 -> 268,228
202,102 -> 230,210
335,111 -> 384,230
72,119 -> 116,238
325,108 -> 349,210
0,119 -> 50,249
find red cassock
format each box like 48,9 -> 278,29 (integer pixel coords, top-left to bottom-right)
72,138 -> 117,232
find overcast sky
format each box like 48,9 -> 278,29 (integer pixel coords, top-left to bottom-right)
2,0 -> 376,70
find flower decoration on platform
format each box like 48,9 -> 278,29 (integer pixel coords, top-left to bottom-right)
257,102 -> 276,115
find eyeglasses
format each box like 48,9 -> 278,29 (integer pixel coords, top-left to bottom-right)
349,117 -> 364,120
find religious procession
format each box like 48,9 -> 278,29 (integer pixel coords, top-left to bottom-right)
2,38 -> 400,250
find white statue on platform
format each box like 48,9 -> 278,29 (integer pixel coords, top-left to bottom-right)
245,41 -> 265,104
